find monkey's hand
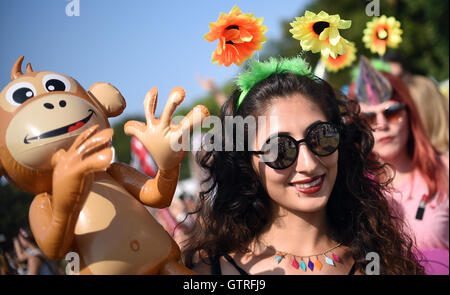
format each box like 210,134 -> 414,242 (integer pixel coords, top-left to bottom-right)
124,87 -> 209,170
28,125 -> 113,260
51,125 -> 113,217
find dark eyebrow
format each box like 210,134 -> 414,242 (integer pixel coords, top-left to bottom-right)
264,120 -> 326,141
271,131 -> 292,137
263,131 -> 292,144
305,120 -> 326,135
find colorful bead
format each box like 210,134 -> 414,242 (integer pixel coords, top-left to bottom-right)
332,253 -> 340,263
308,259 -> 314,271
292,258 -> 299,269
325,255 -> 335,266
315,258 -> 323,271
300,260 -> 307,272
275,252 -> 285,263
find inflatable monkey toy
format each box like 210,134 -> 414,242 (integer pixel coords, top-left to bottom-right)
0,56 -> 209,274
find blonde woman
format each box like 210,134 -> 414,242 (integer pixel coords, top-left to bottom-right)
406,75 -> 449,154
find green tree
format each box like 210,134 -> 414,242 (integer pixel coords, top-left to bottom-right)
112,115 -> 144,164
262,0 -> 449,88
0,180 -> 33,247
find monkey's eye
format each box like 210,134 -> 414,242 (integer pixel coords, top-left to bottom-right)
45,79 -> 65,92
42,74 -> 71,92
5,82 -> 37,106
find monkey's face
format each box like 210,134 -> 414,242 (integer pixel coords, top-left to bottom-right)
0,71 -> 109,171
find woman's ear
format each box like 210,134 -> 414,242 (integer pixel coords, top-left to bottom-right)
88,83 -> 126,118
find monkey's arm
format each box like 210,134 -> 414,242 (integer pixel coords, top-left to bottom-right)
107,162 -> 179,208
29,192 -> 78,261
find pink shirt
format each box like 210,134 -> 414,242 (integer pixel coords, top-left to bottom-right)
390,169 -> 449,250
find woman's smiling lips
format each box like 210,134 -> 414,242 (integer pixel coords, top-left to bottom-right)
290,174 -> 325,195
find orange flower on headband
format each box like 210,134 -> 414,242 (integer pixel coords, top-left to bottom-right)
322,41 -> 357,72
363,15 -> 402,56
204,5 -> 268,67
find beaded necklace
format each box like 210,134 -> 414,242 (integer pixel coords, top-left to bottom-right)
259,242 -> 343,272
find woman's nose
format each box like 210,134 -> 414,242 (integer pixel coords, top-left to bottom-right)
374,112 -> 389,131
294,143 -> 320,172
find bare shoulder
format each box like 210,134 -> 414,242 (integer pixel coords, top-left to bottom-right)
440,154 -> 449,169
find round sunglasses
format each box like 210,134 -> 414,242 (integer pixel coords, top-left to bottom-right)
360,103 -> 406,127
251,121 -> 340,170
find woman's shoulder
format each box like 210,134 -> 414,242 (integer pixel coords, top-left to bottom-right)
439,153 -> 449,169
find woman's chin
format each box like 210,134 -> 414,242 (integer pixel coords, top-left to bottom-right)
374,145 -> 402,162
377,150 -> 401,162
285,192 -> 330,213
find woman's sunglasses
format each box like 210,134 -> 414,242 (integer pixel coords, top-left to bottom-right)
251,121 -> 340,170
360,103 -> 406,127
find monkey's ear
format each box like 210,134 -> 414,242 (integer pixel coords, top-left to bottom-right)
88,83 -> 126,117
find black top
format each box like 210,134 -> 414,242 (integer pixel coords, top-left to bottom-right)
210,254 -> 356,275
210,254 -> 249,275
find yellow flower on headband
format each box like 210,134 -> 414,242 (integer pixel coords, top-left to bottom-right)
204,5 -> 268,67
362,15 -> 403,56
290,11 -> 352,59
322,41 -> 357,72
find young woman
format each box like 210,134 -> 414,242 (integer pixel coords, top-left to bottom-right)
182,57 -> 424,275
351,57 -> 449,259
406,75 -> 449,155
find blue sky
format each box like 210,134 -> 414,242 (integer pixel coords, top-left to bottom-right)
0,0 -> 310,125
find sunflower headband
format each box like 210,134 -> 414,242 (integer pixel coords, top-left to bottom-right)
235,57 -> 313,110
204,7 -> 404,108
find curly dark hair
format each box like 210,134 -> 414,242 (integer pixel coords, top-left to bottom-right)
182,71 -> 424,275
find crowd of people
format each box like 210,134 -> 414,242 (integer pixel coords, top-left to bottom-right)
0,228 -> 64,275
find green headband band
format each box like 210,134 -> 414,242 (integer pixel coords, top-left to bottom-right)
235,56 -> 313,110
